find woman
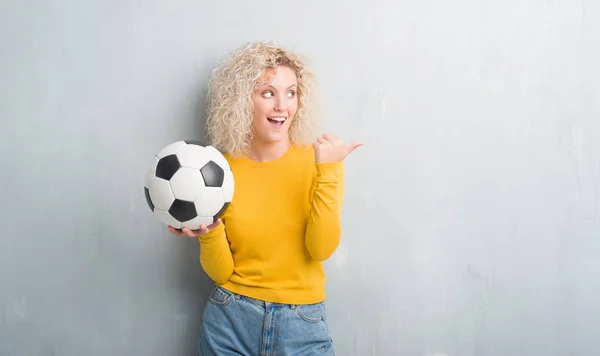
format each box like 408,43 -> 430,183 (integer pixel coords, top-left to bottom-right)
168,41 -> 362,356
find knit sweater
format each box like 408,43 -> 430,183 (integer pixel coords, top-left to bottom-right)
198,144 -> 344,304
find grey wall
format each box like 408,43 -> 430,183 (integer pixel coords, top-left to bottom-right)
1,1 -> 599,355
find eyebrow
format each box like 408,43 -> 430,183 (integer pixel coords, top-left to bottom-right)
259,84 -> 297,90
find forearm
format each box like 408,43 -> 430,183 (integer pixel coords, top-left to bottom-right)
305,162 -> 344,261
198,223 -> 234,284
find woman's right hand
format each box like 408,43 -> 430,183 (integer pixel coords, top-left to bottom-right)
168,218 -> 222,238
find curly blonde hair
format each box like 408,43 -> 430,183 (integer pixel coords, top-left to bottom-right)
205,41 -> 320,156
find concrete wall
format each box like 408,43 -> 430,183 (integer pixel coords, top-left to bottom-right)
1,0 -> 599,355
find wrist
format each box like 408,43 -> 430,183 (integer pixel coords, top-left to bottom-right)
315,161 -> 343,180
198,223 -> 224,242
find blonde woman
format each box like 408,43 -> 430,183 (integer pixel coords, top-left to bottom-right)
169,41 -> 362,355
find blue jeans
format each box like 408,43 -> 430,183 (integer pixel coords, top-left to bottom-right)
198,285 -> 335,356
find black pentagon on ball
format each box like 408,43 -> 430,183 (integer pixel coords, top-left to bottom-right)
200,161 -> 225,187
184,140 -> 207,146
214,202 -> 230,220
156,154 -> 180,180
169,199 -> 197,222
144,187 -> 154,211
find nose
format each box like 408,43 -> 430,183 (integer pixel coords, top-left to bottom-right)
274,94 -> 287,112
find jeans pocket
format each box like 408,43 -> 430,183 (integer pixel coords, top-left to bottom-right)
296,302 -> 325,323
208,285 -> 234,306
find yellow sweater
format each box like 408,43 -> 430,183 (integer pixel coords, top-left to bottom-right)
197,144 -> 344,304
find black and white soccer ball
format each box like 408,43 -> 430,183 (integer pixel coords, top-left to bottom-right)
144,140 -> 234,230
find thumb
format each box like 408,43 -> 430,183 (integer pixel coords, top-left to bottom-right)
346,141 -> 364,153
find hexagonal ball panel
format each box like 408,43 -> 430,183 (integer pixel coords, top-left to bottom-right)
181,215 -> 215,230
154,208 -> 183,229
222,170 -> 234,202
200,161 -> 224,187
148,178 -> 175,211
205,145 -> 231,171
194,187 -> 225,217
176,143 -> 210,169
156,154 -> 181,181
170,167 -> 205,201
156,141 -> 186,158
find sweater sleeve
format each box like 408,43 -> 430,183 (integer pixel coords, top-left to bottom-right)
197,223 -> 234,284
304,161 -> 345,261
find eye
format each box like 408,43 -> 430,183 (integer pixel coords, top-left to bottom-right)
262,91 -> 274,98
287,91 -> 296,98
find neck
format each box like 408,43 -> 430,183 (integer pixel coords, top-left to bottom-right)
247,139 -> 291,162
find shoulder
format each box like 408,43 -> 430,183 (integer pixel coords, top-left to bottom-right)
288,143 -> 318,171
220,144 -> 316,170
291,143 -> 315,160
222,151 -> 244,166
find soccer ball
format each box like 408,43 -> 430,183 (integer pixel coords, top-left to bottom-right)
143,140 -> 234,230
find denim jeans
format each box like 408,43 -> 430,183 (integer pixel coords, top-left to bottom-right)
198,284 -> 335,356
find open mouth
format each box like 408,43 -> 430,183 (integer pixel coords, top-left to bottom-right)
267,116 -> 286,128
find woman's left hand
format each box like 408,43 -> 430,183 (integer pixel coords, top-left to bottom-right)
313,133 -> 363,163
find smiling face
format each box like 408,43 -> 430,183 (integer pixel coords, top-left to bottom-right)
251,65 -> 298,147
